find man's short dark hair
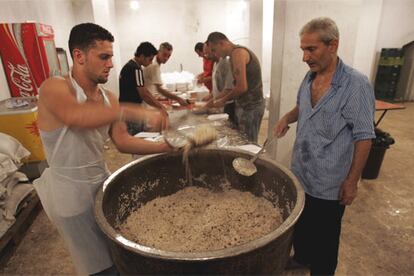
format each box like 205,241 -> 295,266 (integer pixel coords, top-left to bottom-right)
68,23 -> 114,59
160,42 -> 173,51
135,42 -> 158,57
207,32 -> 228,44
194,42 -> 204,52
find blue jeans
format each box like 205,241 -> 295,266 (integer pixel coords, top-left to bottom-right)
224,102 -> 238,128
126,121 -> 144,136
235,101 -> 265,143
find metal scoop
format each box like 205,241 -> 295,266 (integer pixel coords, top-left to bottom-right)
163,126 -> 194,148
232,138 -> 273,176
164,124 -> 217,149
162,112 -> 195,148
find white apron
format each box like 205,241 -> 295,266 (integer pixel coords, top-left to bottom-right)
34,75 -> 113,275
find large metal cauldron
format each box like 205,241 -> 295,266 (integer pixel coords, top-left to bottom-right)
95,148 -> 304,275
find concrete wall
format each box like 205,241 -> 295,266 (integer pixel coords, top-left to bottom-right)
91,0 -> 122,96
114,0 -> 250,77
262,0 -> 274,98
249,0 -> 263,67
352,0 -> 383,81
376,0 -> 414,49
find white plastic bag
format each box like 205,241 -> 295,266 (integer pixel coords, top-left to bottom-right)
0,133 -> 30,164
0,152 -> 19,183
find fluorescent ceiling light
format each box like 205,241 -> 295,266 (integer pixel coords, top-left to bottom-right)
130,0 -> 140,10
241,0 -> 248,11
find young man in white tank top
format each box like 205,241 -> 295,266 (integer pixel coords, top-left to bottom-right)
36,23 -> 171,275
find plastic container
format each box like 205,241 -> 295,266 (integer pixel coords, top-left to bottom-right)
0,97 -> 45,162
362,128 -> 394,179
176,82 -> 189,92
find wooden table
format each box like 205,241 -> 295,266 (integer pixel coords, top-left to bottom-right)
375,99 -> 405,127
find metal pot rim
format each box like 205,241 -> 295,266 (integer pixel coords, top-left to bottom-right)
95,148 -> 305,261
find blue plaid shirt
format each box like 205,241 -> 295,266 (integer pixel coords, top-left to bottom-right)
292,58 -> 375,200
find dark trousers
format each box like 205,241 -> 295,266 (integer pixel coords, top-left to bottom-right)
224,102 -> 238,128
90,265 -> 119,276
293,193 -> 346,276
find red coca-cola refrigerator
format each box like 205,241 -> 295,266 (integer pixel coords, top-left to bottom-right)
0,22 -> 61,98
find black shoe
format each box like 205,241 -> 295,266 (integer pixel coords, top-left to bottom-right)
285,257 -> 310,270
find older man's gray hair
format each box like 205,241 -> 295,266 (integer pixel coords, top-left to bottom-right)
300,17 -> 339,45
160,42 -> 173,51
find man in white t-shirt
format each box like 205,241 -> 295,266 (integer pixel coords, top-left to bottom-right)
143,42 -> 189,106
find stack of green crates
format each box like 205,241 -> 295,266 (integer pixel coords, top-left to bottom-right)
374,48 -> 404,101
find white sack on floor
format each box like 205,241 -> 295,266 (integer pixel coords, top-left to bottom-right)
3,183 -> 33,221
0,182 -> 33,237
0,171 -> 28,205
0,133 -> 32,237
0,152 -> 19,183
0,133 -> 30,164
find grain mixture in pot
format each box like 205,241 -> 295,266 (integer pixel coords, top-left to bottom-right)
119,186 -> 283,252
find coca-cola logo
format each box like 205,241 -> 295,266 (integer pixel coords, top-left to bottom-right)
8,62 -> 34,97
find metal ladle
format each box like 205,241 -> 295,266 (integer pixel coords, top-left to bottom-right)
232,137 -> 274,176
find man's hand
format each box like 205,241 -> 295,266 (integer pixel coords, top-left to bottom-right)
161,141 -> 175,153
204,98 -> 225,109
273,117 -> 290,138
177,97 -> 190,106
201,93 -> 213,102
339,179 -> 358,205
213,98 -> 226,108
159,108 -> 169,130
197,75 -> 204,84
144,108 -> 169,131
204,98 -> 214,109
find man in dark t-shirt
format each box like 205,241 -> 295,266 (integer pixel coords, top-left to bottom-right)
119,42 -> 168,135
119,59 -> 145,104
